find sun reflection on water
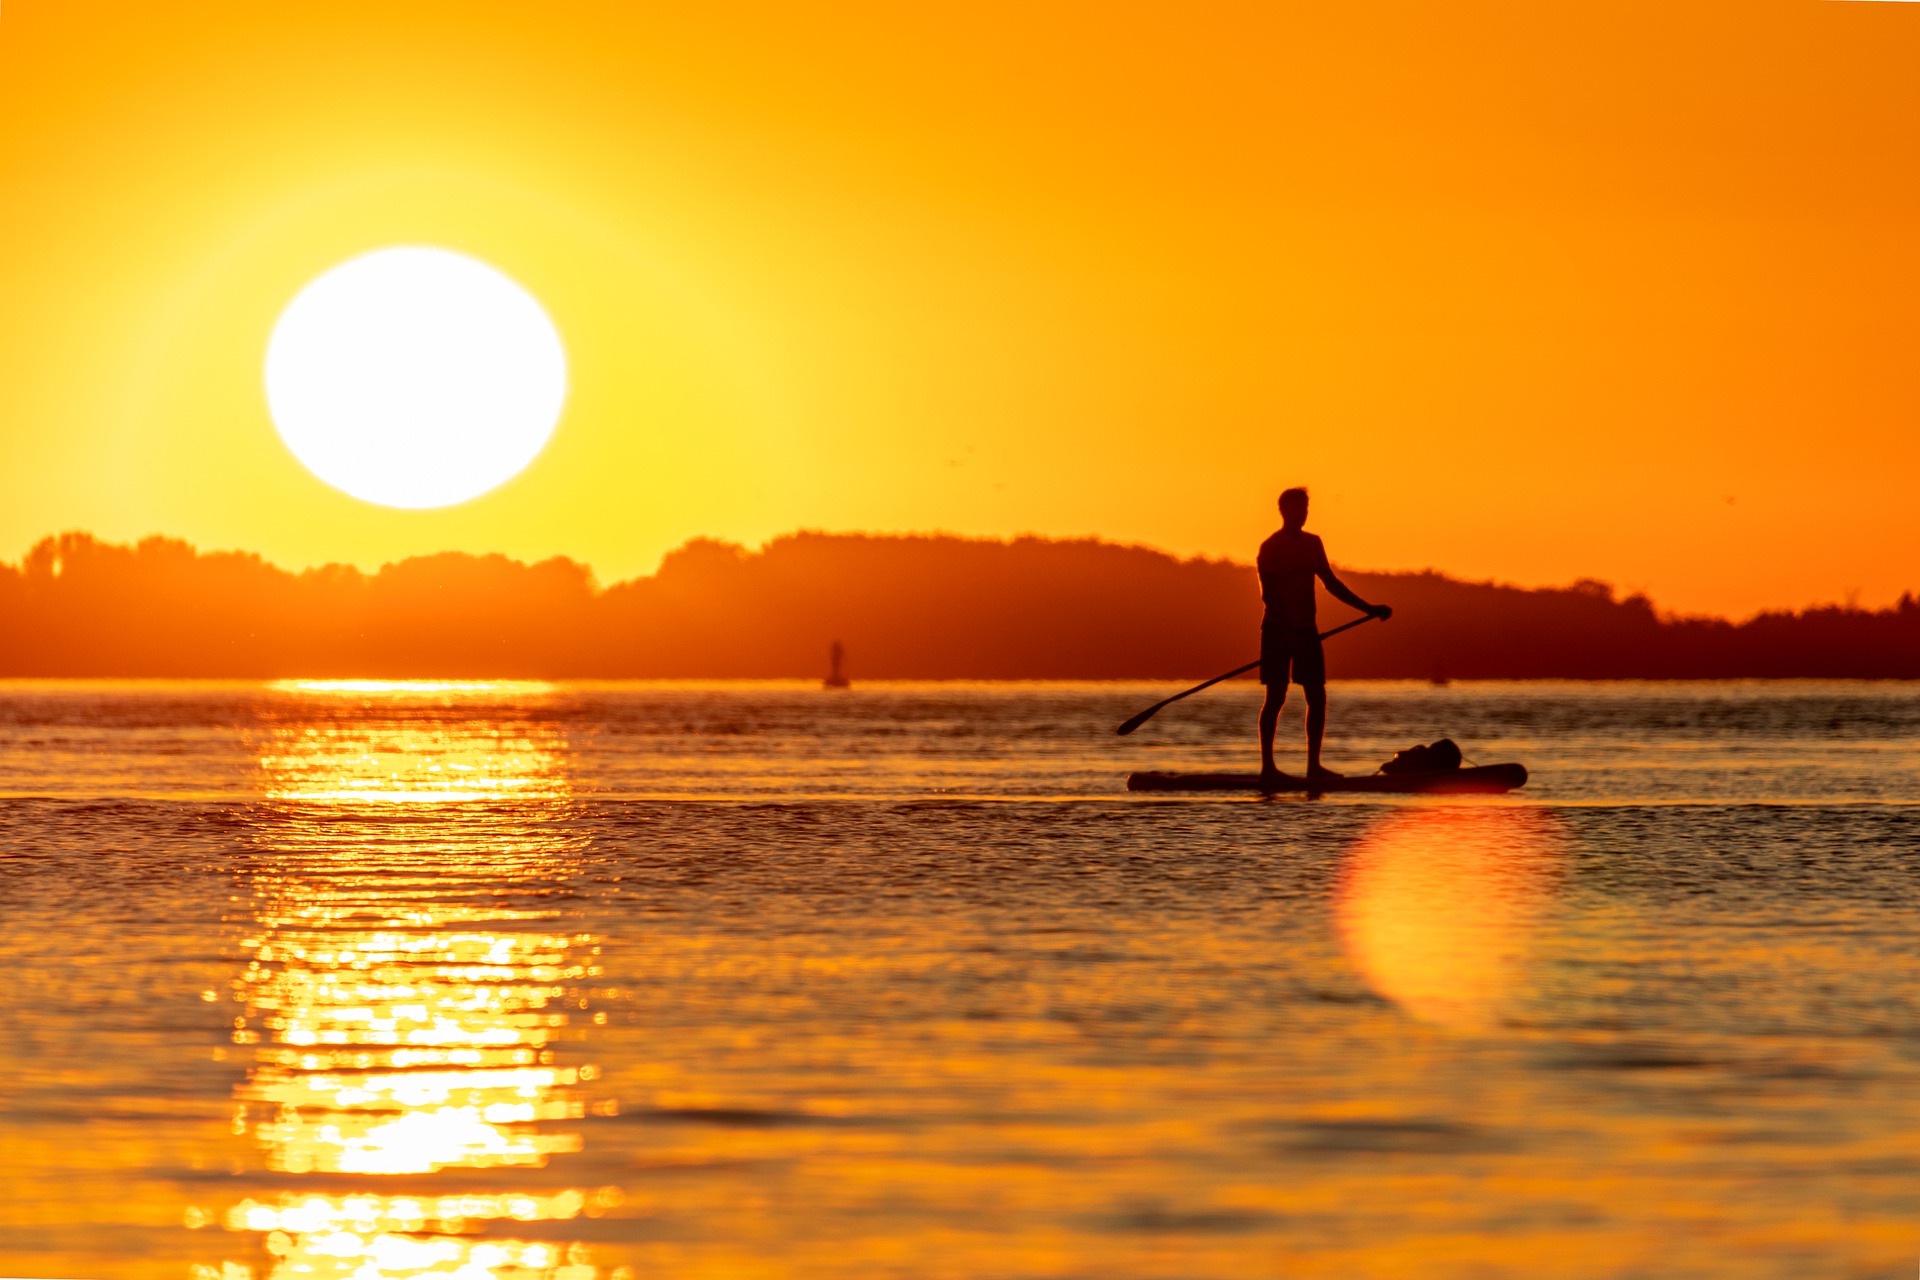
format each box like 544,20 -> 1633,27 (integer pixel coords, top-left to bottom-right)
207,685 -> 623,1280
1334,807 -> 1566,1032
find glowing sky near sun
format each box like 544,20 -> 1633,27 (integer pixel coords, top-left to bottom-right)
1,0 -> 1917,615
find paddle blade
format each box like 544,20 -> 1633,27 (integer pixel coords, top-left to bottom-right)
1115,659 -> 1258,735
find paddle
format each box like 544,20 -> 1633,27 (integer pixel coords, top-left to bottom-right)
1114,613 -> 1383,736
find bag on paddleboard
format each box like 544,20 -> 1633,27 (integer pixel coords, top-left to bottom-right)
1379,738 -> 1463,775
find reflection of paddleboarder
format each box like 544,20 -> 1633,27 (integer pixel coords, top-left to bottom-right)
1259,488 -> 1391,781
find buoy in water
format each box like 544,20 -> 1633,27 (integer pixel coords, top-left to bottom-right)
824,640 -> 851,689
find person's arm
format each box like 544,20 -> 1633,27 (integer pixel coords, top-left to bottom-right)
1316,544 -> 1392,619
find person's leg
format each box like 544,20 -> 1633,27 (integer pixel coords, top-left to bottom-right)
1259,683 -> 1288,775
1295,631 -> 1333,777
1303,681 -> 1332,776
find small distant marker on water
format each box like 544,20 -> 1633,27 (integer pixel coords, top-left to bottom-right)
824,640 -> 851,690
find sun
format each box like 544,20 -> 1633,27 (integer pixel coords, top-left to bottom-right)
265,247 -> 568,509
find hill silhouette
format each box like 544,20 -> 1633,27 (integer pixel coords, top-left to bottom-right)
0,530 -> 1914,679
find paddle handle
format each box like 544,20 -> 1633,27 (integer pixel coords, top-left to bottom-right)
1315,614 -> 1375,644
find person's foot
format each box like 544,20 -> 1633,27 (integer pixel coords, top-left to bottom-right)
1306,764 -> 1345,781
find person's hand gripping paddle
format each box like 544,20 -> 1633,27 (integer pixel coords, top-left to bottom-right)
1114,610 -> 1387,736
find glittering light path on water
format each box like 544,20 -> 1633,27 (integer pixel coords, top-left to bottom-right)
209,682 -> 623,1280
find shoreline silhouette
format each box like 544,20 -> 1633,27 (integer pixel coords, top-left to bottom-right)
0,530 -> 1913,679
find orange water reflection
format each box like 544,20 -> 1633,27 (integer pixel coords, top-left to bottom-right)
1334,807 -> 1566,1031
208,682 -> 622,1280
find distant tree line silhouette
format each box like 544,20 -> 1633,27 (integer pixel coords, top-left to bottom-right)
0,530 -> 1914,678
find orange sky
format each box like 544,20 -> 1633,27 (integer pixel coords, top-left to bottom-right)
1,0 -> 1916,617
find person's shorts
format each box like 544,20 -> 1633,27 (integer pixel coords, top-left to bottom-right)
1261,624 -> 1325,687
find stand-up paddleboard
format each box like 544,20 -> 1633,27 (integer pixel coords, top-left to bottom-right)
1127,763 -> 1528,795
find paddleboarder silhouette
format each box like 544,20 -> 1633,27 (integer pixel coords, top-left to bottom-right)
1259,487 -> 1391,781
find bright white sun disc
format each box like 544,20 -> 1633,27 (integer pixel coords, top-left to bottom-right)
266,247 -> 567,508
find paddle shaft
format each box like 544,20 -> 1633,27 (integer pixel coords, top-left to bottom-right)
1114,613 -> 1380,736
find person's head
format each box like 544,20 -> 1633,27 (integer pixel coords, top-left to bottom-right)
1278,487 -> 1309,528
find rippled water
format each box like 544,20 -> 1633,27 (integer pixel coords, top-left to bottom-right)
1,680 -> 1917,1279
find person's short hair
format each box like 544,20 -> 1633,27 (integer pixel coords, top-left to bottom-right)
1279,487 -> 1309,512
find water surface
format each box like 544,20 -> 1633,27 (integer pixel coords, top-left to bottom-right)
2,680 -> 1917,1279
